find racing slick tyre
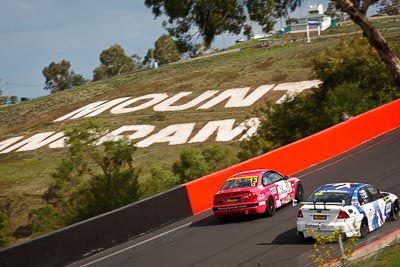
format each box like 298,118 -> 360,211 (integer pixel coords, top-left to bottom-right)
295,183 -> 304,201
391,200 -> 399,221
360,218 -> 369,238
265,196 -> 275,217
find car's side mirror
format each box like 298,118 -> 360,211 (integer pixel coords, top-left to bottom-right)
283,175 -> 289,180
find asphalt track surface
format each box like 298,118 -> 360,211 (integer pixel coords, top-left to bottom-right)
69,127 -> 400,267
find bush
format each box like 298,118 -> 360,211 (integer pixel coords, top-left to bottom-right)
239,37 -> 400,161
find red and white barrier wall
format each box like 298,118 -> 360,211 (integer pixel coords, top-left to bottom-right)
185,99 -> 400,215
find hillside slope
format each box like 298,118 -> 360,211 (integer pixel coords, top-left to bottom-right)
1,22 -> 399,244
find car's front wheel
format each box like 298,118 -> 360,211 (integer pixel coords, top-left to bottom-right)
295,183 -> 304,201
391,200 -> 399,221
265,196 -> 275,217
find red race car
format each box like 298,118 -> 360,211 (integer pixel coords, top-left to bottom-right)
212,169 -> 304,221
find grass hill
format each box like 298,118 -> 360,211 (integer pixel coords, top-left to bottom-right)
1,15 -> 399,244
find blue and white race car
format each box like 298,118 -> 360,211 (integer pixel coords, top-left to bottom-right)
296,183 -> 399,239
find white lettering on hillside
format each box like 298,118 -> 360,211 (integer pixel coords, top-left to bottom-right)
54,97 -> 130,121
0,132 -> 64,154
153,90 -> 219,111
98,125 -> 156,143
197,85 -> 274,109
110,94 -> 168,114
48,135 -> 66,148
0,136 -> 24,151
0,81 -> 322,154
135,123 -> 196,147
0,119 -> 259,153
188,118 -> 259,143
275,80 -> 321,104
239,117 -> 260,141
53,81 -> 320,122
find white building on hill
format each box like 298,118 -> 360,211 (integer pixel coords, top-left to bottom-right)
289,4 -> 332,33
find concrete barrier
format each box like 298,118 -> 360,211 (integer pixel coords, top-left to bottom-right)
0,186 -> 192,267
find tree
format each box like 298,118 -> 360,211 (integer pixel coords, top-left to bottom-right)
0,200 -> 12,248
42,60 -> 87,94
142,164 -> 179,198
131,53 -> 145,70
238,38 -> 399,161
378,0 -> 400,15
145,1 -> 250,49
0,211 -> 11,248
285,17 -> 298,26
153,34 -> 181,64
172,147 -> 210,184
173,145 -> 238,184
93,44 -> 137,81
42,60 -> 71,93
30,205 -> 64,237
145,0 -> 400,86
333,0 -> 400,86
309,228 -> 358,266
35,121 -> 142,232
325,1 -> 346,21
63,71 -> 88,89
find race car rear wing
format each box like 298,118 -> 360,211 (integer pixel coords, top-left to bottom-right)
293,200 -> 345,209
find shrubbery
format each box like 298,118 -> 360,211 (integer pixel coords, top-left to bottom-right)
239,37 -> 400,161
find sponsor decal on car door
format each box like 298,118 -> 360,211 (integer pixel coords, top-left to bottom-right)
274,180 -> 292,206
362,201 -> 384,231
276,181 -> 288,198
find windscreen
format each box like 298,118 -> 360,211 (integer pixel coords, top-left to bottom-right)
307,190 -> 352,205
220,176 -> 258,190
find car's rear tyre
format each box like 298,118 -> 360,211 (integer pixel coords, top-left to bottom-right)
265,196 -> 275,217
295,183 -> 304,201
391,200 -> 399,221
360,218 -> 369,238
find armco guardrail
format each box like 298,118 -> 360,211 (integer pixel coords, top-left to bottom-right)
1,99 -> 399,267
185,98 -> 400,214
0,186 -> 192,267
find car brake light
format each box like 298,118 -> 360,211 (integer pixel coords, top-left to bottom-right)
244,192 -> 258,201
337,210 -> 349,219
213,196 -> 223,205
297,209 -> 303,218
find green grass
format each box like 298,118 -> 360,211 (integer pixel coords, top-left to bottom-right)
349,240 -> 400,267
0,16 -> 400,246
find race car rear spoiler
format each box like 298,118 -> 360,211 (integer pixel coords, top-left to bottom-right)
299,201 -> 345,210
293,202 -> 345,210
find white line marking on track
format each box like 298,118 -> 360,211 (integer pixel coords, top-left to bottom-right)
78,215 -> 210,266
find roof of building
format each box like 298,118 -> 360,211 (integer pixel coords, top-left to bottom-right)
302,13 -> 330,19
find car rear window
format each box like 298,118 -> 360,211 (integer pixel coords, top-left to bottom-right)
221,176 -> 258,190
307,190 -> 352,205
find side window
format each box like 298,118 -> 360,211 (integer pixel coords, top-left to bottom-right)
262,173 -> 272,186
366,186 -> 382,201
358,187 -> 373,204
269,172 -> 283,183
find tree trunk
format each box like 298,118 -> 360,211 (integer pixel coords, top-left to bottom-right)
335,0 -> 400,87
